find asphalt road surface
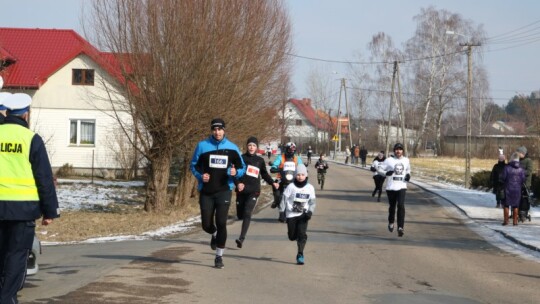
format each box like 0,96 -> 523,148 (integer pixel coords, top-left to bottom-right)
20,163 -> 540,304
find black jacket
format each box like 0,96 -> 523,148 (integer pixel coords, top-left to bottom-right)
490,161 -> 506,192
236,152 -> 274,194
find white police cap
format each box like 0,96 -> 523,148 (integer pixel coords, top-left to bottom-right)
3,93 -> 32,115
0,92 -> 12,110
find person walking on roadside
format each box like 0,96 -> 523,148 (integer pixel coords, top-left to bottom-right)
279,164 -> 316,265
360,146 -> 368,167
234,137 -> 279,249
516,146 -> 533,222
344,146 -> 351,164
265,144 -> 272,160
370,151 -> 387,202
490,154 -> 506,208
190,118 -> 245,269
353,145 -> 360,165
501,152 -> 526,226
314,153 -> 329,190
0,94 -> 59,303
378,143 -> 411,237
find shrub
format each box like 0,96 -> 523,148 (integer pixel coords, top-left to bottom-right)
471,170 -> 491,189
56,163 -> 74,177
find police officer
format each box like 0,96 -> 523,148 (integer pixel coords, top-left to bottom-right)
0,93 -> 59,303
0,92 -> 10,122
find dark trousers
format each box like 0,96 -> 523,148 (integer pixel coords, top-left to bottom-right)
373,175 -> 385,197
199,190 -> 232,248
236,192 -> 259,240
0,220 -> 35,304
387,189 -> 407,229
287,214 -> 309,254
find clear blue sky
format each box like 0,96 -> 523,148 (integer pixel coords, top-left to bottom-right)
2,0 -> 539,106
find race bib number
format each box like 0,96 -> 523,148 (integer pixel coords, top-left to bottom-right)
246,165 -> 260,178
283,161 -> 296,172
209,155 -> 228,169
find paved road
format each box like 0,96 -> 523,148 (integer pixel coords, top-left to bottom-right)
20,163 -> 540,303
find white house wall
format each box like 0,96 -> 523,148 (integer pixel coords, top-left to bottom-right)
27,54 -> 133,170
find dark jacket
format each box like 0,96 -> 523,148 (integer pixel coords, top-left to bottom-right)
236,152 -> 274,194
502,160 -> 526,208
315,159 -> 329,173
490,160 -> 506,194
0,115 -> 59,220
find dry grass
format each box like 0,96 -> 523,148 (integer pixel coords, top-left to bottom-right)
410,157 -> 494,185
37,197 -> 201,243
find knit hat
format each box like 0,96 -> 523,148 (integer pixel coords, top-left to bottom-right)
516,146 -> 527,155
393,143 -> 404,150
210,118 -> 225,130
296,164 -> 308,176
246,136 -> 258,147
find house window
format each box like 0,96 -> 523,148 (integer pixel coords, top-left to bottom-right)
72,69 -> 95,85
296,119 -> 303,126
70,119 -> 96,145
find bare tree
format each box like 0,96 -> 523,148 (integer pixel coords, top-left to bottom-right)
86,0 -> 292,212
404,6 -> 487,156
305,65 -> 336,153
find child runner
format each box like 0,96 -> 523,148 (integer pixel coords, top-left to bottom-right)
280,164 -> 316,265
235,137 -> 279,248
314,153 -> 329,190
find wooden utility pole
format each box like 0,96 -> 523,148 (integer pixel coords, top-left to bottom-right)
396,61 -> 408,156
385,61 -> 398,156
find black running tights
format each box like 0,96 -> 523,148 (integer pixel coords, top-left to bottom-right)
199,190 -> 232,248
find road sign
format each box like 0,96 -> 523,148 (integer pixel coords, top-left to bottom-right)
332,135 -> 339,141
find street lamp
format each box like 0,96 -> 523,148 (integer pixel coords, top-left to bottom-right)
446,30 -> 480,188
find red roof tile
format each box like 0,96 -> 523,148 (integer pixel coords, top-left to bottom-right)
0,27 -> 121,88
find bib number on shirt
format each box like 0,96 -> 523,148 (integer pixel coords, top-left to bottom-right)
209,155 -> 228,169
283,161 -> 296,172
246,165 -> 260,178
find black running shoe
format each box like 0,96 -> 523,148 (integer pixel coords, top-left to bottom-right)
388,223 -> 394,232
214,256 -> 224,269
398,227 -> 404,237
210,235 -> 217,250
235,238 -> 243,248
271,201 -> 278,209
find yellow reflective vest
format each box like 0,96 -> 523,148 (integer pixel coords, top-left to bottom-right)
0,124 -> 39,201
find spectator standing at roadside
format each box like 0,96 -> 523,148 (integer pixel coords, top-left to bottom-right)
378,143 -> 411,237
0,94 -> 59,303
490,154 -> 506,208
190,118 -> 246,269
344,146 -> 351,164
360,146 -> 368,167
353,145 -> 360,165
234,137 -> 279,248
501,152 -> 525,226
516,146 -> 533,222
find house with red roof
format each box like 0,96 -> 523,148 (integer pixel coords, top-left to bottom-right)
0,27 -> 134,176
281,98 -> 349,153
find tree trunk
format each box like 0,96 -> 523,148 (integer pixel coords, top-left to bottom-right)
144,149 -> 172,212
172,151 -> 196,208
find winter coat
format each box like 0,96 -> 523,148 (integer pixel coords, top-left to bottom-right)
502,160 -> 526,208
519,156 -> 533,188
490,161 -> 506,195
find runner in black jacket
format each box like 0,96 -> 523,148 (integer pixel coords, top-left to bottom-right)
235,137 -> 279,248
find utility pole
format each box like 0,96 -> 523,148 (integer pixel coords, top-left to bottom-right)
385,61 -> 398,156
343,78 -> 353,149
334,81 -> 343,159
396,61 -> 407,156
462,42 -> 480,188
